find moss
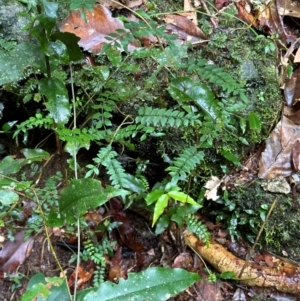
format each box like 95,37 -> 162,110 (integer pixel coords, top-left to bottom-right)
211,181 -> 300,263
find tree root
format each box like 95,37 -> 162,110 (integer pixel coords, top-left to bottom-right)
184,231 -> 300,294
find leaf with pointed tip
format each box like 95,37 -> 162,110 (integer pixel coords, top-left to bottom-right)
83,267 -> 200,301
168,77 -> 221,120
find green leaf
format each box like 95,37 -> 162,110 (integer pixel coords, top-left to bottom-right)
42,0 -> 58,18
51,32 -> 83,62
0,190 -> 19,206
22,273 -> 70,301
21,148 -> 50,162
248,112 -> 261,130
155,214 -> 170,235
0,156 -> 26,175
145,189 -> 164,205
218,271 -> 236,280
58,179 -> 108,224
83,267 -> 200,301
2,120 -> 18,132
167,191 -> 200,207
219,150 -> 240,166
168,77 -> 221,120
122,174 -> 147,194
70,0 -> 96,10
152,194 -> 169,226
39,78 -> 70,124
0,43 -> 45,85
107,49 -> 122,67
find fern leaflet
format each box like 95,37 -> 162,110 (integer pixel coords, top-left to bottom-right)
166,146 -> 204,181
185,214 -> 210,247
136,107 -> 200,128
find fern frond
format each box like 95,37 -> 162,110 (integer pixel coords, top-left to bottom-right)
93,145 -> 118,165
104,158 -> 127,189
193,59 -> 247,100
136,107 -> 200,128
185,214 -> 210,247
166,146 -> 204,181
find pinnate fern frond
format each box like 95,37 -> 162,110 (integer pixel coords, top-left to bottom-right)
136,107 -> 200,128
94,145 -> 117,165
104,158 -> 127,189
93,146 -> 127,188
191,59 -> 247,100
166,146 -> 204,181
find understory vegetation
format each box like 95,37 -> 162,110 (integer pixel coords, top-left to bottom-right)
0,0 -> 285,300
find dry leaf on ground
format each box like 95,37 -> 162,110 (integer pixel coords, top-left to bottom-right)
258,113 -> 300,179
204,176 -> 222,200
59,4 -> 136,53
0,231 -> 34,276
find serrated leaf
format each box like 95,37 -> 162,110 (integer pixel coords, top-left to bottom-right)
42,0 -> 58,19
39,78 -> 70,124
83,267 -> 200,301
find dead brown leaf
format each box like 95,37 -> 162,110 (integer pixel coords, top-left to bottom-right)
0,231 -> 34,276
284,68 -> 300,107
59,4 -> 137,54
258,114 -> 300,179
257,1 -> 295,45
235,0 -> 258,28
163,14 -> 207,43
204,176 -> 222,200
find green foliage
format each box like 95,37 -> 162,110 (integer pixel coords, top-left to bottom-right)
166,146 -> 204,182
0,0 -> 281,297
146,185 -> 200,226
136,107 -> 200,128
21,273 -> 69,301
81,237 -> 114,286
81,267 -> 200,301
186,214 -> 210,246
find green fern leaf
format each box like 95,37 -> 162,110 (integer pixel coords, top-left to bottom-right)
166,146 -> 204,181
104,158 -> 127,189
136,107 -> 199,128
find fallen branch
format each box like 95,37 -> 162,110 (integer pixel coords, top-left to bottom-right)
184,231 -> 300,294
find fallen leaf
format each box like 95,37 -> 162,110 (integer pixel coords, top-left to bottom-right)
257,2 -> 295,45
292,139 -> 300,170
284,68 -> 300,107
108,247 -> 126,281
0,231 -> 34,276
235,0 -> 258,28
204,176 -> 222,200
294,47 -> 300,63
258,114 -> 300,179
59,4 -> 136,54
277,0 -> 300,18
163,14 -> 207,41
68,263 -> 94,288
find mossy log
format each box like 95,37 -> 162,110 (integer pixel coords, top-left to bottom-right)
184,231 -> 300,294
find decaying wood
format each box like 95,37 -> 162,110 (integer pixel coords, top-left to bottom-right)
184,232 -> 300,294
